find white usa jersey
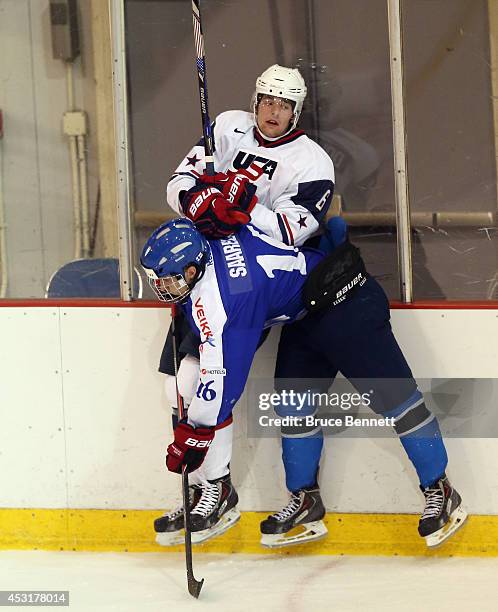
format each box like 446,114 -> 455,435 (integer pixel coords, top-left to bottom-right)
167,110 -> 335,247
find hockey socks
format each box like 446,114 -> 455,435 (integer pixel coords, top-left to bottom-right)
384,389 -> 448,488
281,432 -> 323,492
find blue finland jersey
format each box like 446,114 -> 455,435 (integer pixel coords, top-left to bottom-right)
182,224 -> 323,428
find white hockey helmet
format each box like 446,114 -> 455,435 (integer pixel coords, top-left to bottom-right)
253,64 -> 307,140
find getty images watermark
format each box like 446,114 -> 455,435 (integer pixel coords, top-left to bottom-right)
258,388 -> 395,430
246,378 -> 498,438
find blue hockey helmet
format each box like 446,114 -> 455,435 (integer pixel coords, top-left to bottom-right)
140,218 -> 210,303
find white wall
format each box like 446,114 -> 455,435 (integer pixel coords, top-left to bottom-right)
1,305 -> 497,514
0,0 -> 98,298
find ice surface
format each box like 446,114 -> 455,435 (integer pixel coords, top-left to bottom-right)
1,551 -> 497,611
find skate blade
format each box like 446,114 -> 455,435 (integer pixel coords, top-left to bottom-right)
191,508 -> 241,545
425,505 -> 468,548
155,530 -> 185,547
260,520 -> 328,548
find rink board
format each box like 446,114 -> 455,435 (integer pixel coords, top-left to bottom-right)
1,303 -> 498,555
0,509 -> 497,557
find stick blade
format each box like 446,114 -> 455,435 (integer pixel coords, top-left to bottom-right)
188,576 -> 204,599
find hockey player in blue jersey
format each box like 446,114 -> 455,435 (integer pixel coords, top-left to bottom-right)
141,217 -> 467,549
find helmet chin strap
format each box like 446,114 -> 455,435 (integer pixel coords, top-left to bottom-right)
183,256 -> 208,295
189,262 -> 206,286
254,119 -> 296,142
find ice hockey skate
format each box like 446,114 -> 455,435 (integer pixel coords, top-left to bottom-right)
155,474 -> 240,546
419,474 -> 468,547
154,485 -> 203,546
260,486 -> 327,548
189,473 -> 240,544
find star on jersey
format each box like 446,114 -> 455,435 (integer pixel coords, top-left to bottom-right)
298,215 -> 308,228
265,160 -> 277,176
186,154 -> 200,168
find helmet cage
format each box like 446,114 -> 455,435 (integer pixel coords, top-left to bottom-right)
140,218 -> 209,304
147,272 -> 191,304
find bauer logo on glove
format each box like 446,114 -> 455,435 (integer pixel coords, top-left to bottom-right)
226,173 -> 248,205
186,187 -> 220,218
181,181 -> 254,240
185,437 -> 213,448
166,420 -> 215,474
197,164 -> 263,212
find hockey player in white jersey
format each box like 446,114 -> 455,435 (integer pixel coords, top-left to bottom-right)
167,63 -> 335,246
155,65 -> 335,543
142,218 -> 467,549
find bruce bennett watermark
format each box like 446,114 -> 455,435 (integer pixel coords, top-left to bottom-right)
258,414 -> 394,429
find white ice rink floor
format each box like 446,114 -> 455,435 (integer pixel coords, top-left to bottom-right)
1,551 -> 498,611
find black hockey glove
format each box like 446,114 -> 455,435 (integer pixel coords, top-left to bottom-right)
303,240 -> 368,311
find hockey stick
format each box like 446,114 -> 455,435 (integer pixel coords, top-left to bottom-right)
170,2 -> 215,597
191,0 -> 215,176
171,304 -> 204,599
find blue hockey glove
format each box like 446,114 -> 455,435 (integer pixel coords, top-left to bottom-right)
318,216 -> 348,254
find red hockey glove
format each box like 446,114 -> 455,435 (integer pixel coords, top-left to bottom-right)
199,170 -> 258,214
181,184 -> 251,239
166,420 -> 215,474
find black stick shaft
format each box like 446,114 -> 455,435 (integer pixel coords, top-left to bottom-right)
171,304 -> 204,599
191,0 -> 215,176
